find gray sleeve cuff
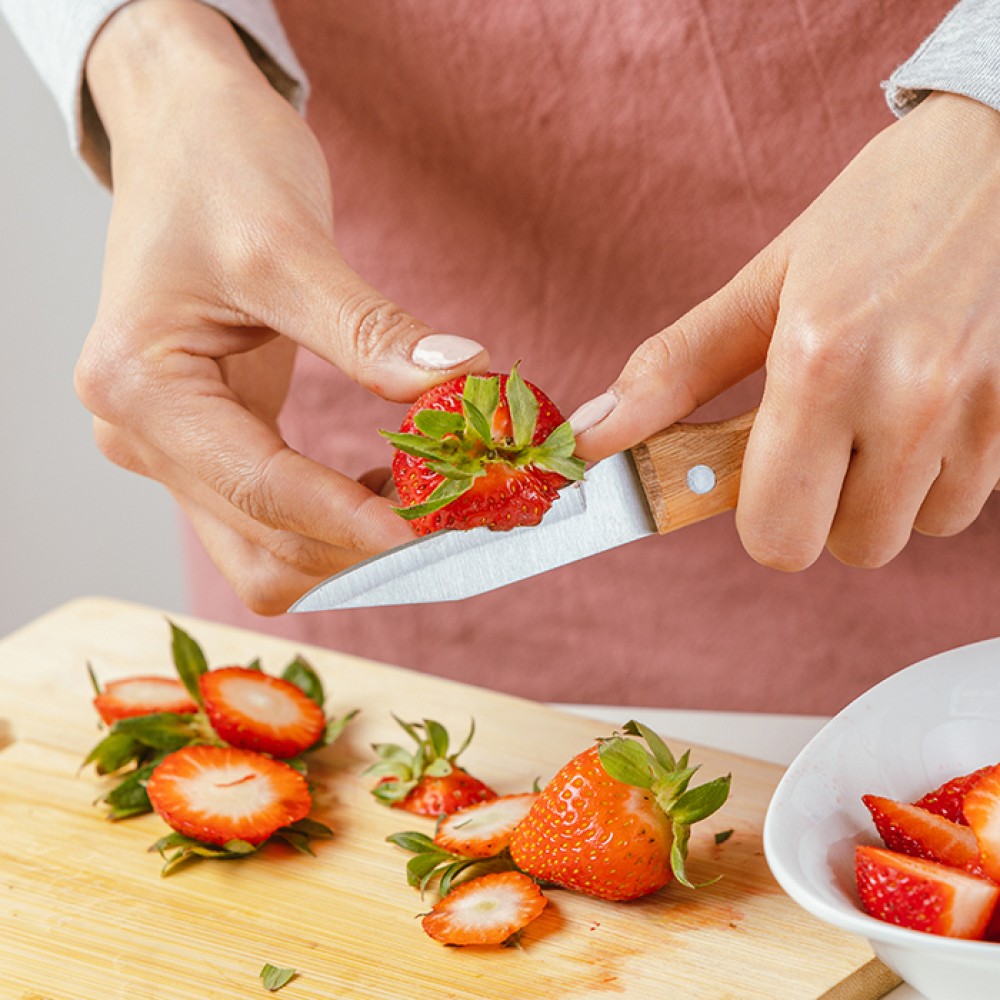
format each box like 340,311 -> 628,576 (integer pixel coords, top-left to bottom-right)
885,0 -> 1000,116
0,0 -> 309,187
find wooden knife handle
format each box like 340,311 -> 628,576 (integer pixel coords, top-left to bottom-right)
629,410 -> 756,534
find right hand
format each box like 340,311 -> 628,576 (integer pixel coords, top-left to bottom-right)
77,0 -> 489,613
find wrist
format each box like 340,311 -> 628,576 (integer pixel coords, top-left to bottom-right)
86,0 -> 266,156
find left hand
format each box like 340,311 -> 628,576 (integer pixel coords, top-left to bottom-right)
571,92 -> 1000,570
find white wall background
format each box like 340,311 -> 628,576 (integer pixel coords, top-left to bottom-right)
0,17 -> 186,636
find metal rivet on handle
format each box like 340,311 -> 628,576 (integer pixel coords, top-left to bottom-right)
686,464 -> 716,495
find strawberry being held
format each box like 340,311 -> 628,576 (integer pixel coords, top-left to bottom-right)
508,721 -> 731,901
381,363 -> 585,534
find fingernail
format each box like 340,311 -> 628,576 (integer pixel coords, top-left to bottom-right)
568,390 -> 618,435
411,333 -> 486,370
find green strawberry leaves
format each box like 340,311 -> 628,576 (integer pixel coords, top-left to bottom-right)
170,621 -> 208,707
260,964 -> 297,992
598,720 -> 732,889
380,363 -> 585,520
386,830 -> 514,898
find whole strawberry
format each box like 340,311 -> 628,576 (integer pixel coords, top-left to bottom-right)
381,363 -> 584,534
508,722 -> 731,901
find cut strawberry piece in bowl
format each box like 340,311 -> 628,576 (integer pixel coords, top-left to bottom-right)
93,676 -> 198,725
421,871 -> 547,946
863,794 -> 983,874
199,666 -> 326,758
962,765 -> 1000,882
915,767 -> 993,826
855,845 -> 1000,940
434,793 -> 539,859
146,745 -> 312,847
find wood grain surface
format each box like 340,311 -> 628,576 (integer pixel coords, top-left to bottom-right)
0,598 -> 887,1000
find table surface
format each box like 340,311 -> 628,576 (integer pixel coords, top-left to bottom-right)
556,704 -> 922,1000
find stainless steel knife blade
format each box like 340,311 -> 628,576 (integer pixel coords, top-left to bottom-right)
289,450 -> 656,611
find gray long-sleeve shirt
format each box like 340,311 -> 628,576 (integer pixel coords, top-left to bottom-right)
2,0 -> 999,185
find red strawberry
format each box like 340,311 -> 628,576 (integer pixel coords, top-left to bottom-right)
854,845 -> 999,939
146,745 -> 311,846
508,721 -> 730,901
92,676 -> 198,725
381,363 -> 585,535
961,764 -> 1000,882
434,793 -> 539,859
366,717 -> 497,817
914,766 -> 993,825
420,871 -> 547,945
199,667 -> 325,758
862,794 -> 983,873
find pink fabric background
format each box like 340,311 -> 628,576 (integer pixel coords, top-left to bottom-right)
187,0 -> 999,714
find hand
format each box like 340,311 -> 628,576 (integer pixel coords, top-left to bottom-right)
571,92 -> 1000,570
76,0 -> 489,613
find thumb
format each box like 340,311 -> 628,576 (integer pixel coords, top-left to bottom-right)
570,243 -> 786,460
256,240 -> 490,402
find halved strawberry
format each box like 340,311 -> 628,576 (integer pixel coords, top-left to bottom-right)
92,676 -> 198,725
381,364 -> 584,535
962,764 -> 1000,882
434,793 -> 539,859
862,794 -> 982,873
914,766 -> 993,825
366,717 -> 497,817
199,667 -> 325,758
421,871 -> 547,945
855,845 -> 999,939
146,745 -> 311,846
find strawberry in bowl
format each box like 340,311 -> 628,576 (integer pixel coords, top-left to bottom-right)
381,363 -> 584,534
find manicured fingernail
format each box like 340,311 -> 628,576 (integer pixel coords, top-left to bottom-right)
569,391 -> 618,435
411,333 -> 485,370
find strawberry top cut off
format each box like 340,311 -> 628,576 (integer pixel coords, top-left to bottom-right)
381,364 -> 585,535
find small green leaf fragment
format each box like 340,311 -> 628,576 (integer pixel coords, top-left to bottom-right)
245,658 -> 263,672
169,621 -> 209,706
111,712 -> 198,751
506,363 -> 539,448
103,761 -> 160,819
622,720 -> 677,771
260,964 -> 296,992
283,817 -> 334,840
83,731 -> 142,775
530,454 -> 586,480
387,830 -> 438,854
281,656 -> 325,708
671,774 -> 732,826
321,708 -> 359,747
423,719 -> 450,760
715,829 -> 734,846
86,661 -> 102,696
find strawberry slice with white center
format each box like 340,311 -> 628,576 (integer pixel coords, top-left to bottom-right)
421,871 -> 547,945
93,676 -> 198,725
914,766 -> 993,825
434,793 -> 538,858
863,794 -> 983,874
855,845 -> 1000,939
146,745 -> 312,846
199,667 -> 325,758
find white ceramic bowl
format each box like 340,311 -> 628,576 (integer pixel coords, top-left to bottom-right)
763,636 -> 1000,1000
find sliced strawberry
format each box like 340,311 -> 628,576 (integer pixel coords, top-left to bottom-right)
199,667 -> 325,758
434,793 -> 539,858
146,745 -> 311,846
855,845 -> 999,939
962,764 -> 1000,882
366,717 -> 497,817
914,766 -> 993,825
92,676 -> 198,725
421,871 -> 547,945
863,794 -> 983,873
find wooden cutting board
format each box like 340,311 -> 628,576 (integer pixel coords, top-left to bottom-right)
0,598 -> 895,1000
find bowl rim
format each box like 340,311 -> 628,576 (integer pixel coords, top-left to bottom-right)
763,635 -> 1000,957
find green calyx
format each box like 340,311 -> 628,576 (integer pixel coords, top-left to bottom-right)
365,716 -> 475,805
386,829 -> 515,898
380,363 -> 586,520
597,720 -> 732,889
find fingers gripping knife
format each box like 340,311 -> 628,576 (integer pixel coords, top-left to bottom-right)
289,411 -> 755,611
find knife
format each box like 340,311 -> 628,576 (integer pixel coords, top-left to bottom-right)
289,410 -> 755,611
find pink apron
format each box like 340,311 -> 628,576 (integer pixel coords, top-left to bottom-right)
186,0 -> 999,713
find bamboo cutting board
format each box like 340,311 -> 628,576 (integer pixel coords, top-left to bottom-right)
0,598 -> 892,1000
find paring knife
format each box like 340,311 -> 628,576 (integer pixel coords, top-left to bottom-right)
289,410 -> 755,612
